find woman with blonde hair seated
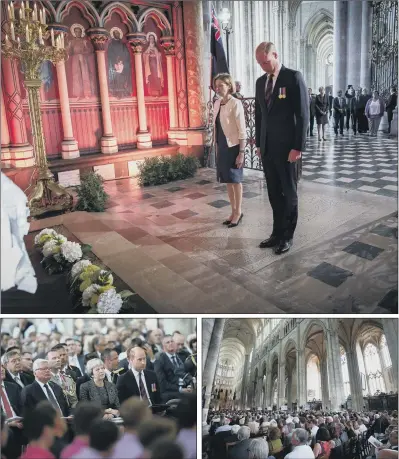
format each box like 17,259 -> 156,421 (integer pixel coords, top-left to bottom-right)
213,73 -> 247,228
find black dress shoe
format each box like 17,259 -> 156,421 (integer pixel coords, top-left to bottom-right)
228,213 -> 243,228
259,236 -> 279,248
274,239 -> 292,255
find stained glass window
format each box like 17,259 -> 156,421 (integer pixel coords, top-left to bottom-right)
340,346 -> 351,398
364,343 -> 386,394
380,335 -> 392,368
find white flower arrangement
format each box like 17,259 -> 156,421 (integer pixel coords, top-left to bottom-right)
82,284 -> 100,306
71,260 -> 92,279
42,239 -> 60,258
34,228 -> 58,246
97,288 -> 123,314
60,241 -> 83,263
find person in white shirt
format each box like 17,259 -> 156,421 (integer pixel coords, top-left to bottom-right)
310,419 -> 319,437
285,428 -> 314,459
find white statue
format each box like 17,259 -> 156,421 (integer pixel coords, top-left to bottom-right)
1,172 -> 37,294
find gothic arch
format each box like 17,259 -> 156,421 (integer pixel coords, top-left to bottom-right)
57,0 -> 100,27
137,8 -> 172,36
38,1 -> 57,23
100,2 -> 139,33
302,8 -> 333,45
284,338 -> 298,356
300,319 -> 328,351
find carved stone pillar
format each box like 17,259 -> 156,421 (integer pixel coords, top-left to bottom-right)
381,319 -> 398,387
347,1 -> 363,87
1,56 -> 34,167
51,26 -> 80,159
88,28 -> 118,154
127,33 -> 152,149
1,90 -> 11,161
360,1 -> 372,90
240,354 -> 250,409
160,36 -> 179,144
346,349 -> 364,411
333,1 -> 348,93
172,1 -> 189,129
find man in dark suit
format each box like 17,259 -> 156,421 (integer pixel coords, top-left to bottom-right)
386,86 -> 397,133
345,86 -> 355,130
147,329 -> 163,357
349,89 -> 363,135
154,335 -> 192,403
255,41 -> 308,255
328,91 -> 334,119
3,350 -> 34,388
65,338 -> 85,375
103,348 -> 127,384
307,88 -> 316,136
117,346 -> 161,406
333,89 -> 347,136
52,344 -> 82,381
21,358 -> 70,417
172,332 -> 191,363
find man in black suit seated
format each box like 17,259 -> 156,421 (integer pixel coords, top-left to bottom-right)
255,41 -> 308,255
21,358 -> 70,417
147,329 -> 164,357
117,346 -> 161,406
52,344 -> 82,381
118,338 -> 155,372
173,331 -> 191,363
3,350 -> 34,388
65,338 -> 85,375
20,352 -> 34,382
102,348 -> 126,384
154,335 -> 193,403
307,88 -> 316,136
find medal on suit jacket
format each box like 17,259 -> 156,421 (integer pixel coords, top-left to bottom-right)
278,87 -> 286,99
151,383 -> 157,392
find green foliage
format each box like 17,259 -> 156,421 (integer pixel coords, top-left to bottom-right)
137,154 -> 200,187
75,172 -> 110,212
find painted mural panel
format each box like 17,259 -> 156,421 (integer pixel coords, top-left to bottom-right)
107,27 -> 133,99
142,20 -> 168,97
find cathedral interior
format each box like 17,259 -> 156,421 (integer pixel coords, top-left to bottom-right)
202,318 -> 398,420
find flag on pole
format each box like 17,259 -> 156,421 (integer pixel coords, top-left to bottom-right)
211,5 -> 229,79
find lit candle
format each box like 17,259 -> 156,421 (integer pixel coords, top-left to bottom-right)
33,2 -> 37,20
38,25 -> 42,44
17,36 -> 20,48
61,33 -> 64,48
26,24 -> 29,42
21,2 -> 25,19
40,8 -> 43,24
5,34 -> 9,47
51,28 -> 54,46
10,22 -> 15,40
7,4 -> 11,19
11,1 -> 14,19
42,7 -> 46,24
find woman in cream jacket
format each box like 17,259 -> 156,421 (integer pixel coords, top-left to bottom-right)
213,73 -> 247,227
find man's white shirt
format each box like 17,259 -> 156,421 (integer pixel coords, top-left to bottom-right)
285,444 -> 314,459
131,368 -> 151,405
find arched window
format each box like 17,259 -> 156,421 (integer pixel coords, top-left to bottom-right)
380,335 -> 392,368
340,346 -> 351,398
307,354 -> 321,401
363,343 -> 386,394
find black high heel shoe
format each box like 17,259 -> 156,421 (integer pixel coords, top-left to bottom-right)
228,213 -> 243,228
223,219 -> 232,225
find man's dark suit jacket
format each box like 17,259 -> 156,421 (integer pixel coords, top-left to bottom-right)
3,381 -> 23,416
349,96 -> 362,113
64,365 -> 82,382
228,438 -> 252,459
309,94 -> 316,117
255,65 -> 309,158
154,352 -> 183,403
76,374 -> 90,398
333,97 -> 347,115
21,380 -> 70,417
116,369 -> 161,405
5,371 -> 34,387
386,93 -> 397,112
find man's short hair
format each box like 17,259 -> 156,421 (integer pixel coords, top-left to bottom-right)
102,348 -> 116,360
89,420 -> 119,452
2,350 -> 20,365
73,402 -> 103,436
293,428 -> 309,444
138,418 -> 177,447
148,438 -> 184,459
119,398 -> 151,428
248,438 -> 269,459
255,41 -> 276,55
84,352 -> 98,366
237,425 -> 251,441
33,359 -> 49,372
23,401 -> 57,441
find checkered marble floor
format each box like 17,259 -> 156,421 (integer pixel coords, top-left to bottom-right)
302,125 -> 398,198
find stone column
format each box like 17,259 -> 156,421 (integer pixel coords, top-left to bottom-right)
160,37 -> 179,144
182,0 -> 206,157
202,318 -> 225,421
172,1 -> 189,129
330,329 -> 346,410
202,319 -> 215,369
320,357 -> 330,410
127,33 -> 152,149
287,372 -> 293,408
52,26 -> 80,159
1,90 -> 11,160
347,1 -> 363,87
278,340 -> 286,408
240,354 -> 250,409
87,29 -> 118,154
360,1 -> 372,90
346,349 -> 364,411
333,1 -> 348,93
1,56 -> 34,167
381,319 -> 398,387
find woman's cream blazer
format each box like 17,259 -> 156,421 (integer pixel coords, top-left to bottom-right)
213,96 -> 247,148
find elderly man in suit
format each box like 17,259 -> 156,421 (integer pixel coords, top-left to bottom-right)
333,89 -> 347,136
154,335 -> 193,403
117,346 -> 161,406
228,426 -> 251,459
21,359 -> 70,417
47,348 -> 78,409
3,350 -> 34,388
255,42 -> 308,255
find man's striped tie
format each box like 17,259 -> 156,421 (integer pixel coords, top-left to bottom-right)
265,74 -> 274,106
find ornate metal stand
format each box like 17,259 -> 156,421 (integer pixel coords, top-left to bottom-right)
2,1 -> 72,217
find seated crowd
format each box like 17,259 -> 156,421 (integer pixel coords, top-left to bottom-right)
0,321 -> 197,459
203,408 -> 398,459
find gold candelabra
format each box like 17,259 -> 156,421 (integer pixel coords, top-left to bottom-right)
2,1 -> 72,218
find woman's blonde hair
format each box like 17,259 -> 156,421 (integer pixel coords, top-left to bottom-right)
213,73 -> 236,94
